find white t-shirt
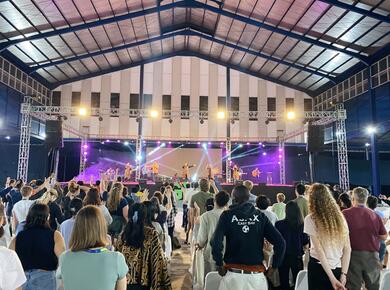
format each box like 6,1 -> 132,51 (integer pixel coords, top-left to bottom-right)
12,199 -> 34,223
304,214 -> 347,269
0,246 -> 26,290
183,188 -> 197,205
260,209 -> 278,226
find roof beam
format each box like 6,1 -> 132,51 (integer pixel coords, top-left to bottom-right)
189,30 -> 337,83
29,29 -> 188,72
0,0 -> 187,52
319,0 -> 390,23
188,0 -> 369,64
30,28 -> 336,83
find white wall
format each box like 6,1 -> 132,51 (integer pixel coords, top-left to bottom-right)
56,56 -> 312,141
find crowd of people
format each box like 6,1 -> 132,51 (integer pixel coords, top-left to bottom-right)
0,174 -> 389,290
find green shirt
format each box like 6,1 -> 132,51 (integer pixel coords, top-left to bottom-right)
295,196 -> 309,218
190,191 -> 213,216
272,202 -> 286,220
57,249 -> 128,290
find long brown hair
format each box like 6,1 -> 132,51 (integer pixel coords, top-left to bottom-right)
83,188 -> 102,206
308,183 -> 348,244
107,182 -> 123,212
69,205 -> 108,251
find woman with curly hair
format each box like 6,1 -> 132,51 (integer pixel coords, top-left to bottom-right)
304,183 -> 351,290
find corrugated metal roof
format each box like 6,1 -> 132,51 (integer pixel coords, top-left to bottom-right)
0,0 -> 388,95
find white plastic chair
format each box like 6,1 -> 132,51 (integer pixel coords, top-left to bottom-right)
380,269 -> 390,290
204,271 -> 222,290
294,270 -> 308,290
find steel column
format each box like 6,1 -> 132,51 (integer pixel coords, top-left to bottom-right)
135,64 -> 145,181
368,66 -> 380,196
279,140 -> 286,184
17,96 -> 32,183
79,138 -> 87,180
226,67 -> 232,184
335,103 -> 350,192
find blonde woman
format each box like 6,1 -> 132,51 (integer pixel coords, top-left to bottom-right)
304,183 -> 351,290
39,189 -> 64,230
107,182 -> 128,238
57,205 -> 128,290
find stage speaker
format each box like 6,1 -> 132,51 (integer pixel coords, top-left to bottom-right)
307,123 -> 324,152
45,120 -> 63,149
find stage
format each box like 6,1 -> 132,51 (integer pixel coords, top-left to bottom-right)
122,181 -> 295,203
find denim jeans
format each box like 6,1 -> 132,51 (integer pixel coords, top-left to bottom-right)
23,269 -> 56,290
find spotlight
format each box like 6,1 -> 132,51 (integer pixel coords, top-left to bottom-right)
106,139 -> 110,143
161,143 -> 166,147
124,141 -> 129,146
278,148 -> 283,152
279,154 -> 282,158
83,144 -> 88,149
84,151 -> 88,156
366,126 -> 377,135
5,136 -> 10,140
246,142 -> 250,145
238,144 -> 243,148
262,152 -> 267,156
157,141 -> 161,144
98,116 -> 103,121
217,111 -> 226,119
117,140 -> 121,143
150,110 -> 159,118
208,142 -> 211,145
168,141 -> 172,144
197,142 -> 201,145
200,119 -> 204,124
286,111 -> 296,120
258,142 -> 262,145
365,143 -> 370,147
40,132 -> 46,139
136,154 -> 142,161
202,143 -> 207,149
78,107 -> 88,116
168,118 -> 173,124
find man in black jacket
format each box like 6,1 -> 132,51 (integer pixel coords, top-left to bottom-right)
211,185 -> 285,290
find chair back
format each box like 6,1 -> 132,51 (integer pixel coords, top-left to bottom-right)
380,270 -> 390,290
204,271 -> 222,290
295,270 -> 308,290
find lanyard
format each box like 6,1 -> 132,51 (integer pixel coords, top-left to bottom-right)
84,247 -> 108,254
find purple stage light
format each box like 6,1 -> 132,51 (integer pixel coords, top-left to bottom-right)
278,148 -> 283,152
84,151 -> 88,156
106,139 -> 110,142
262,152 -> 267,156
197,142 -> 201,145
83,144 -> 88,149
168,141 -> 172,144
278,161 -> 281,165
157,141 -> 161,144
278,154 -> 282,158
258,142 -> 262,145
117,140 -> 120,143
246,142 -> 250,145
208,142 -> 211,145
101,141 -> 105,145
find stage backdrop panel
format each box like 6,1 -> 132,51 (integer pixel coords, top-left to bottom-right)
146,147 -> 222,179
